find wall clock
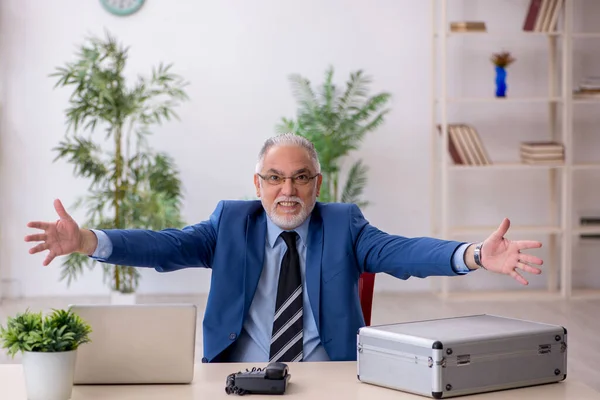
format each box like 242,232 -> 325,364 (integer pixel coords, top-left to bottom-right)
100,0 -> 145,16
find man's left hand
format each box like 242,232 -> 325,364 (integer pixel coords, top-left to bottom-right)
478,218 -> 543,285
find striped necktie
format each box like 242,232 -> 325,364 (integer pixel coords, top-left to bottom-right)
269,231 -> 303,362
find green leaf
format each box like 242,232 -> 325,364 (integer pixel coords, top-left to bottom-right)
59,252 -> 95,286
279,66 -> 390,206
341,160 -> 370,206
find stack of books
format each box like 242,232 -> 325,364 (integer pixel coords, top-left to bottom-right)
573,76 -> 600,99
520,141 -> 564,165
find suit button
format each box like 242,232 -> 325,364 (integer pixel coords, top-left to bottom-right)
201,357 -> 208,363
229,333 -> 237,340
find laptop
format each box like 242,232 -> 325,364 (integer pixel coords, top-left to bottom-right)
69,303 -> 198,384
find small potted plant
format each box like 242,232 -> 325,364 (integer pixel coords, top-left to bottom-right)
0,308 -> 92,400
491,50 -> 516,97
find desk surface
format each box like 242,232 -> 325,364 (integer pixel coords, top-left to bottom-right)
2,361 -> 599,399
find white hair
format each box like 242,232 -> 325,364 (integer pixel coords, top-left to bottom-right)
255,133 -> 321,174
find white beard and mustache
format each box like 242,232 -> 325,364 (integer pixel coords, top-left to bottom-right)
266,195 -> 314,230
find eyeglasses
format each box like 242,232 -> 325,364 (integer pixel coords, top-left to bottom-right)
257,173 -> 320,186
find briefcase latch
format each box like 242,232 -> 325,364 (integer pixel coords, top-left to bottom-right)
428,357 -> 446,368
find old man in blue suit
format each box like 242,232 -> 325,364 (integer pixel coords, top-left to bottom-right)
25,133 -> 543,363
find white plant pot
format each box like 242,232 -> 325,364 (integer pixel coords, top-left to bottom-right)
110,290 -> 136,305
22,350 -> 77,400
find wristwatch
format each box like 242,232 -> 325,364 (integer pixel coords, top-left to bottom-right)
473,242 -> 486,270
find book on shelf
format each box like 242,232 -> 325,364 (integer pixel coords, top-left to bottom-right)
578,76 -> 600,90
523,0 -> 563,33
450,21 -> 486,33
520,141 -> 564,164
574,91 -> 600,100
573,76 -> 600,99
520,141 -> 564,151
437,123 -> 491,166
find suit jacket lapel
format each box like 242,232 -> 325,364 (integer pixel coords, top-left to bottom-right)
306,208 -> 323,333
243,211 -> 266,318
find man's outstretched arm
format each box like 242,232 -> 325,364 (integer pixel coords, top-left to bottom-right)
350,204 -> 466,279
26,198 -> 224,273
350,204 -> 543,285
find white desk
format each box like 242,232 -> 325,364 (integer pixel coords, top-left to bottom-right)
1,361 -> 599,399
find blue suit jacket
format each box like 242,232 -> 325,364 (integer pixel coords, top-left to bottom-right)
100,200 -> 464,362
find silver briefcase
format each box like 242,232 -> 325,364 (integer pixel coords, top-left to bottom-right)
357,314 -> 567,398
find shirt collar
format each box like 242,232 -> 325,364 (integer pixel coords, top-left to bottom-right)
266,213 -> 311,249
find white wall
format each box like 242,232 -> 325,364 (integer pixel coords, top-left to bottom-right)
1,0 -> 599,298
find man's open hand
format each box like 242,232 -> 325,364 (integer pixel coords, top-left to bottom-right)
24,199 -> 84,266
479,218 -> 543,285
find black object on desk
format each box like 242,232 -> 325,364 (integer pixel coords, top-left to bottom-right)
225,362 -> 290,395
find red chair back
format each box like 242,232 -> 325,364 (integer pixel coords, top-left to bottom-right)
358,272 -> 375,326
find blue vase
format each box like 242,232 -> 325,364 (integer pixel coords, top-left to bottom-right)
495,66 -> 507,97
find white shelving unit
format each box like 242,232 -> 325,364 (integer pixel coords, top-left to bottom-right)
430,0 -> 600,300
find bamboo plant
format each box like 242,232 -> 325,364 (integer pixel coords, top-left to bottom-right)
276,66 -> 391,207
50,31 -> 189,294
